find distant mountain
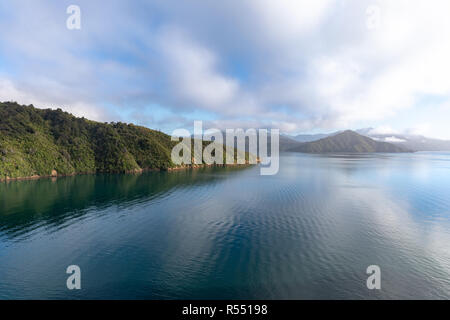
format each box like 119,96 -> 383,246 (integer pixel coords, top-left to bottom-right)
355,128 -> 374,136
285,128 -> 450,152
211,130 -> 300,154
288,130 -> 412,153
356,129 -> 450,151
278,135 -> 302,151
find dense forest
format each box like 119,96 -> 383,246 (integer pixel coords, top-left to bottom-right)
0,102 -> 246,180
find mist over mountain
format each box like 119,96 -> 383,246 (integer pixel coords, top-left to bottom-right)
355,128 -> 450,152
282,128 -> 450,152
210,129 -> 415,154
287,130 -> 411,153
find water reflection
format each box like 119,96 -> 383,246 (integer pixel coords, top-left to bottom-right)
0,153 -> 450,299
0,166 -> 249,240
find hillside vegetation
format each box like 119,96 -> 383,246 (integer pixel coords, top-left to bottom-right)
0,102 -> 245,180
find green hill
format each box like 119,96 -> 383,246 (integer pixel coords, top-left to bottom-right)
0,102 -> 245,181
288,130 -> 412,153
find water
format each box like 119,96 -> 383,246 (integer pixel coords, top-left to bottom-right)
1,152 -> 450,299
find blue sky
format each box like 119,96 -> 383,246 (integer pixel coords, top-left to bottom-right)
1,0 -> 450,139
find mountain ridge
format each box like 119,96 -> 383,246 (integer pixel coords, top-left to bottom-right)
0,102 -> 247,181
287,130 -> 412,153
283,128 -> 450,152
356,128 -> 450,151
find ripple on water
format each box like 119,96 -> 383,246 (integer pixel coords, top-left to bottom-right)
1,154 -> 450,299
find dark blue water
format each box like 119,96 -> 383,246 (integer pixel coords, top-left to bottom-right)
1,153 -> 450,299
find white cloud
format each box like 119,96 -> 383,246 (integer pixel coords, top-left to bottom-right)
384,137 -> 406,143
1,0 -> 450,138
246,0 -> 333,45
368,126 -> 398,135
0,77 -> 110,121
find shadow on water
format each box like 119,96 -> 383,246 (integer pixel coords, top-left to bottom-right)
0,166 -> 251,240
1,153 -> 450,299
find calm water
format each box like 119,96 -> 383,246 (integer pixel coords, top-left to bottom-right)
1,152 -> 450,299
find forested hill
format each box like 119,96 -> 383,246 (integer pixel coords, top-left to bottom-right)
288,130 -> 412,153
0,102 -> 181,180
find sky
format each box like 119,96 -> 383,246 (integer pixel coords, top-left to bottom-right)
1,0 -> 450,139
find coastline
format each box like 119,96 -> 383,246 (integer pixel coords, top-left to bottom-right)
0,161 -> 257,183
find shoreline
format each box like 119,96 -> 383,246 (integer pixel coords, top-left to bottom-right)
0,162 -> 257,183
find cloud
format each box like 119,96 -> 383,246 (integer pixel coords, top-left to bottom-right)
156,27 -> 240,112
0,77 -> 112,121
404,124 -> 432,137
384,137 -> 407,143
1,0 -> 450,138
